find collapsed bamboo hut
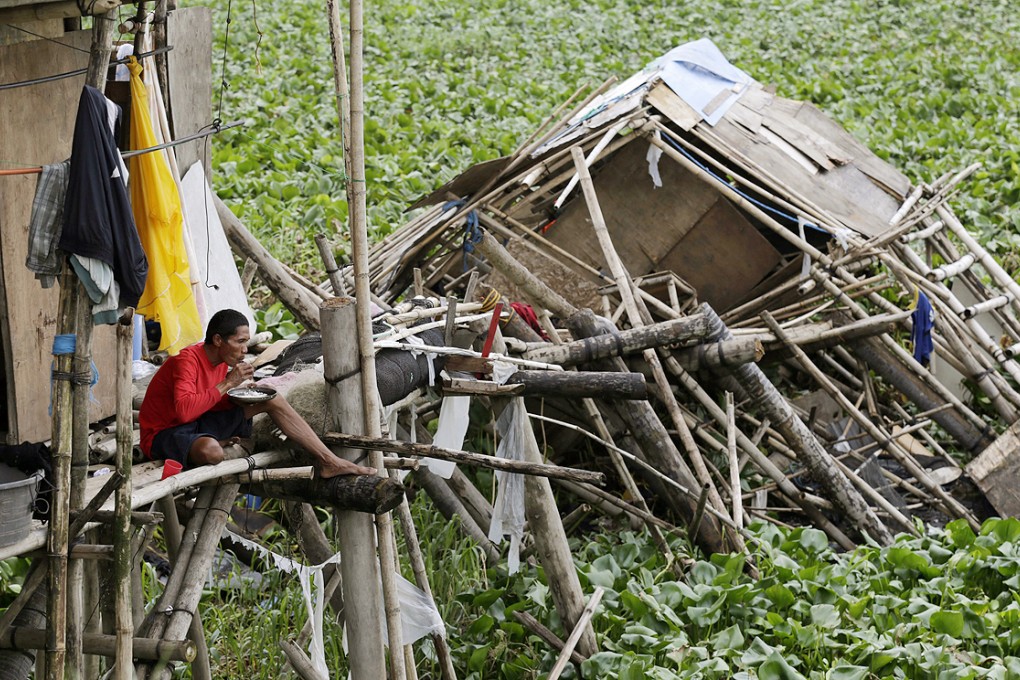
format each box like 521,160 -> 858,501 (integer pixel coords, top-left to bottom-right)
355,38 -> 1020,554
1,9 -> 1019,679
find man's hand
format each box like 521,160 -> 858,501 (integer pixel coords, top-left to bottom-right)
225,361 -> 254,389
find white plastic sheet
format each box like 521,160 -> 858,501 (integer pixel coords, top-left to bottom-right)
429,395 -> 469,478
487,399 -> 528,573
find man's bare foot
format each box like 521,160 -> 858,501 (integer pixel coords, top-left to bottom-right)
318,456 -> 377,479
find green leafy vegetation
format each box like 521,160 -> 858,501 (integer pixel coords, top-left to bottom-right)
445,517 -> 1020,678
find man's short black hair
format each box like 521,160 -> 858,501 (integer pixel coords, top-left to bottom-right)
205,309 -> 250,344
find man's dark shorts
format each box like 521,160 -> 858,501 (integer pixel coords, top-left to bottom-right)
150,408 -> 253,467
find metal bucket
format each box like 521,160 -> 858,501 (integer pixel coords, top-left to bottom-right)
0,463 -> 42,547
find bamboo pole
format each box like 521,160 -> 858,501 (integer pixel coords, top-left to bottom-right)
546,587 -> 604,680
68,270 -> 96,680
702,305 -> 893,546
155,483 -> 241,676
1,629 -> 195,662
155,496 -> 212,680
393,500 -> 457,680
344,0 -> 405,669
321,298 -> 386,680
322,433 -> 605,484
570,146 -> 730,534
46,274 -> 76,680
325,0 -> 352,181
567,311 -> 727,551
113,319 -> 133,680
808,270 -> 989,432
726,393 -> 742,531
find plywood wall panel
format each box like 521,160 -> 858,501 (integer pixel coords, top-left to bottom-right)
0,30 -> 118,442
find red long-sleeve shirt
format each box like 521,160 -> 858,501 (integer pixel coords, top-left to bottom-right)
139,343 -> 232,456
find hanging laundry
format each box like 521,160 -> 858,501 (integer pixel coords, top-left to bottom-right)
59,86 -> 148,308
127,56 -> 202,355
26,160 -> 69,288
911,289 -> 935,367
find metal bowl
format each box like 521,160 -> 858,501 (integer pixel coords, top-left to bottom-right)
227,386 -> 278,404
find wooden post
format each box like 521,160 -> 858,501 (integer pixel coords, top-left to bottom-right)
521,314 -> 710,366
214,195 -> 322,330
113,319 -> 133,680
511,397 -> 598,657
321,298 -> 386,680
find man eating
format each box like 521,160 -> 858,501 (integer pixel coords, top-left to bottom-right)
139,308 -> 374,478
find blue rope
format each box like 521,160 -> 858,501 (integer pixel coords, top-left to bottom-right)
52,334 -> 76,355
659,133 -> 828,236
443,200 -> 482,272
50,334 -> 100,414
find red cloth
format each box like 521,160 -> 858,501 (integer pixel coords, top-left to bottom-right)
510,302 -> 549,340
139,343 -> 232,457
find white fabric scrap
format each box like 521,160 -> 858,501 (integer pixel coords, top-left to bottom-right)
646,136 -> 664,188
798,216 -> 812,280
487,399 -> 528,574
491,360 -> 517,386
223,530 -> 444,676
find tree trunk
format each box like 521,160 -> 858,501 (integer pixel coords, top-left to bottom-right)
244,475 -> 404,514
522,314 -> 710,366
504,370 -> 646,400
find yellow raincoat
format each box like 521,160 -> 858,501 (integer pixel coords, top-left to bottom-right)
128,57 -> 202,354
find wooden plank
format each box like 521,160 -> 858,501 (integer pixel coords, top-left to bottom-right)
547,141 -> 718,278
166,6 -> 212,177
966,419 -> 1020,518
645,81 -> 700,131
0,29 -> 120,443
656,196 -> 781,312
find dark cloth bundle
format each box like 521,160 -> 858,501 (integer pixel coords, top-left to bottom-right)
59,86 -> 148,307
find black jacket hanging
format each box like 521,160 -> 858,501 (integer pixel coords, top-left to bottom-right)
59,85 -> 148,308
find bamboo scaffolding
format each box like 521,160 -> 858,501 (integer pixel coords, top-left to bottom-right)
760,311 -> 979,530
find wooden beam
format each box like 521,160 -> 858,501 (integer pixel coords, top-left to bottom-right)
322,432 -> 606,485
